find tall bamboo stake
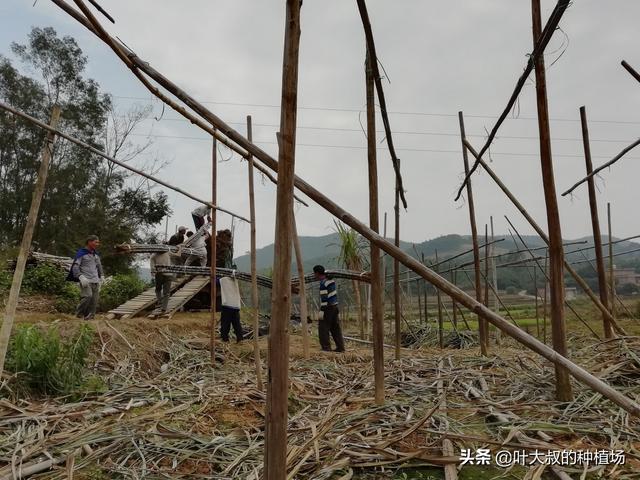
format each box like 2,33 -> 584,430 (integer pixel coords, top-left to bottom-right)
543,251 -> 549,344
247,116 -> 264,386
532,0 -> 572,402
394,160 -> 401,360
534,265 -> 539,338
580,106 -> 613,339
458,111 -> 488,355
435,250 -> 444,349
292,216 -> 309,359
490,216 -> 500,344
607,203 -> 616,320
264,1 -> 301,476
422,253 -> 428,324
366,52 -> 385,405
484,225 -> 490,307
210,137 -> 218,365
451,267 -> 458,330
0,105 -> 61,375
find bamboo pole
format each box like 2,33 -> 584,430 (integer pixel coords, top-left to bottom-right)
490,216 -> 500,344
580,106 -> 613,339
532,0 -> 571,401
54,0 -> 640,417
209,137 -> 218,365
451,267 -> 458,330
435,250 -> 444,349
484,225 -> 490,307
463,136 -> 625,335
292,216 -> 309,360
621,60 -> 640,84
607,203 -> 616,321
394,161 -> 401,360
247,116 -> 264,387
0,105 -> 61,375
543,252 -> 549,344
264,1 -> 301,477
422,252 -> 428,324
366,52 -> 384,405
534,264 -> 539,338
459,111 -> 488,355
0,102 -> 248,222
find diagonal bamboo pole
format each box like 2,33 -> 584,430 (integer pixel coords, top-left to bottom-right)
366,52 -> 384,405
580,106 -> 613,339
247,116 -> 264,387
52,0 -> 640,417
264,1 -> 301,477
621,60 -> 640,84
0,106 -> 61,375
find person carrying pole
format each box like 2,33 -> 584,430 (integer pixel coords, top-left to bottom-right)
68,235 -> 103,320
169,226 -> 187,246
313,265 -> 345,352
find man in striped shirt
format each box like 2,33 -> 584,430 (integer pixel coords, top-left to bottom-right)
313,265 -> 345,352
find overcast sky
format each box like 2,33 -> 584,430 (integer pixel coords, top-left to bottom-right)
2,1 -> 639,257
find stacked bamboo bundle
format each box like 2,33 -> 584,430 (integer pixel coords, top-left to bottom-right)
115,243 -> 206,258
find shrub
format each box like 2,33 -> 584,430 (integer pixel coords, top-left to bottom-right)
22,263 -> 67,295
7,323 -> 94,395
505,286 -> 518,295
0,269 -> 11,294
98,274 -> 146,311
55,283 -> 81,314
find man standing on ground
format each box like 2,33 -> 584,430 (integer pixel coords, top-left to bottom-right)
313,265 -> 345,352
217,276 -> 243,343
149,247 -> 175,317
70,235 -> 104,320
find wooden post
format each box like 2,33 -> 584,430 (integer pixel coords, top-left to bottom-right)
264,1 -> 301,477
490,216 -> 500,344
0,105 -> 61,375
607,203 -> 616,320
292,216 -> 310,359
435,250 -> 444,349
210,137 -> 218,365
484,225 -> 490,307
543,251 -> 549,344
532,0 -> 572,402
366,52 -> 385,405
394,160 -> 401,360
458,111 -> 488,355
247,116 -> 264,387
422,253 -> 428,324
580,106 -> 613,339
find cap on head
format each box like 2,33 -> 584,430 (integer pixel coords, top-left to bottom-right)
178,226 -> 187,233
313,265 -> 325,275
86,235 -> 99,245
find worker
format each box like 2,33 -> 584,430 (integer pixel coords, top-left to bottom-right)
68,235 -> 104,321
184,227 -> 209,266
191,204 -> 212,230
313,265 -> 345,352
168,226 -> 187,246
149,247 -> 175,317
217,276 -> 243,343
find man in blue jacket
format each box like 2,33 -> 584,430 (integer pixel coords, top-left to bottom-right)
70,235 -> 104,320
313,265 -> 345,352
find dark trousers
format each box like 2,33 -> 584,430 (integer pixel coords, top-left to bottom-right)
318,305 -> 345,351
76,283 -> 100,320
220,308 -> 243,342
192,214 -> 205,230
154,273 -> 172,312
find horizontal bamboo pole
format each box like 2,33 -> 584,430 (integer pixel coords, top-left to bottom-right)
0,101 -> 249,223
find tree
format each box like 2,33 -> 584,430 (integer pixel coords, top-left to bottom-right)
0,27 -> 170,273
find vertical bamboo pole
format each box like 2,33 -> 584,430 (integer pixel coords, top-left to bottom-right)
264,1 -> 301,476
580,106 -> 612,339
366,52 -> 385,404
490,216 -> 500,344
292,216 -> 309,358
532,0 -> 572,401
210,137 -> 218,365
422,253 -> 428,324
383,212 -> 388,326
394,160 -> 401,360
0,105 -> 60,375
543,251 -> 549,344
435,250 -> 444,349
534,265 -> 539,338
484,225 -> 490,307
451,267 -> 458,330
458,111 -> 488,355
247,116 -> 264,386
607,203 -> 616,320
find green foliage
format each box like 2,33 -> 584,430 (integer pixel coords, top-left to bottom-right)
7,323 -> 94,395
0,27 -> 170,274
54,282 -> 81,313
21,263 -> 66,294
505,286 -> 518,295
98,274 -> 146,311
0,269 -> 11,293
332,220 -> 367,270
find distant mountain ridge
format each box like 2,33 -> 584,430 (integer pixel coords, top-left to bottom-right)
233,232 -> 640,274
